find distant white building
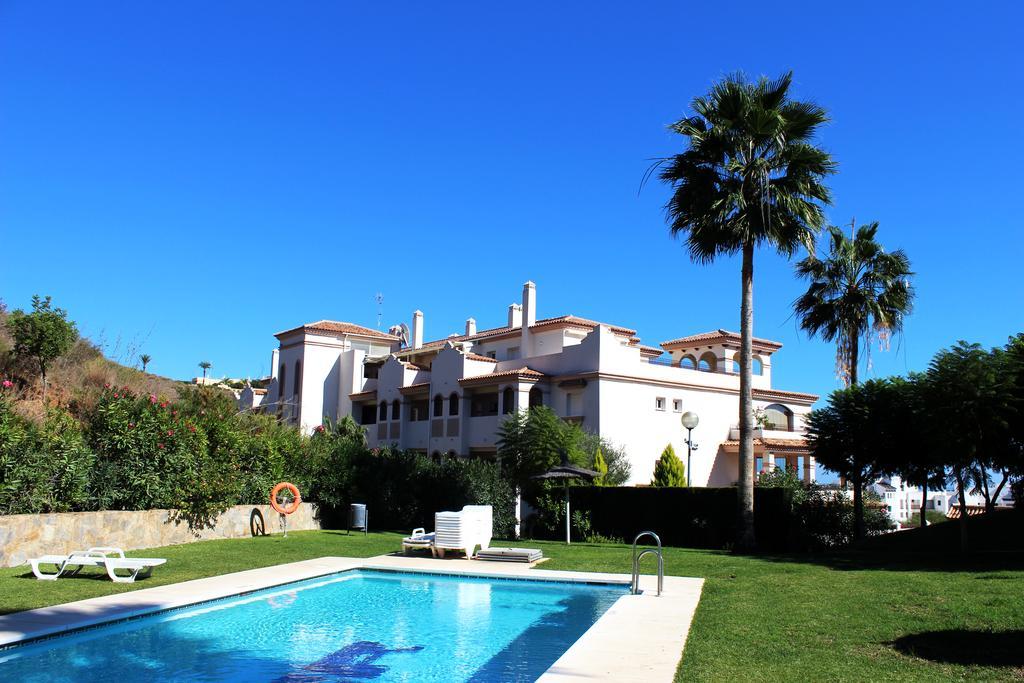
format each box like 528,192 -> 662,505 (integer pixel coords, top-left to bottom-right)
264,281 -> 819,486
238,386 -> 267,412
868,475 -> 1015,525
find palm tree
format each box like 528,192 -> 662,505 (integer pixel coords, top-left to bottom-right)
198,361 -> 211,381
794,221 -> 914,386
794,222 -> 912,540
658,72 -> 835,549
140,354 -> 152,373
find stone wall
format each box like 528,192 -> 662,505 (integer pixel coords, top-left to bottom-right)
0,503 -> 320,568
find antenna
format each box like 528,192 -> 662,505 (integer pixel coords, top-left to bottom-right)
374,292 -> 384,329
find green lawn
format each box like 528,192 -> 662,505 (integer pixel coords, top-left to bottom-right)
2,531 -> 1022,681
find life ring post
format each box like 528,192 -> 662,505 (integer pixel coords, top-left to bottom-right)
270,482 -> 302,538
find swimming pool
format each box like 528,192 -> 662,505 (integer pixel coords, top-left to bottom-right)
0,570 -> 628,682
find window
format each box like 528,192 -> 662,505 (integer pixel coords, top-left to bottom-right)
679,355 -> 697,369
410,399 -> 429,421
506,346 -> 520,360
293,360 -> 302,397
363,363 -> 379,379
359,403 -> 377,425
673,399 -> 683,412
449,392 -> 459,416
391,399 -> 400,421
278,364 -> 286,402
655,397 -> 666,411
486,351 -> 497,359
529,387 -> 543,408
433,394 -> 443,417
378,401 -> 388,421
752,356 -> 763,375
698,352 -> 717,372
502,387 -> 515,414
762,404 -> 794,431
470,392 -> 499,417
732,358 -> 741,373
566,393 -> 575,415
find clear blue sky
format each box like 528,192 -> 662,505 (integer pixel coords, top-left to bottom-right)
2,2 -> 1022,406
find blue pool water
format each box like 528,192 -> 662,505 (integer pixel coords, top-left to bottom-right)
0,570 -> 627,682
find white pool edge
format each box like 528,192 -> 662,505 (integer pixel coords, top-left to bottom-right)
0,554 -> 703,682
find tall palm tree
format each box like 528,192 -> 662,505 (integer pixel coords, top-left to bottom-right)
794,221 -> 913,539
794,221 -> 914,386
198,361 -> 211,381
139,354 -> 152,373
658,72 -> 835,549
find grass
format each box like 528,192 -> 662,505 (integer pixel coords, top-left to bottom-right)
2,531 -> 1023,681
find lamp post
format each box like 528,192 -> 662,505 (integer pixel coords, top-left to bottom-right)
681,411 -> 699,487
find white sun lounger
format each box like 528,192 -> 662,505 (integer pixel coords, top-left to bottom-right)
29,547 -> 167,583
401,528 -> 435,555
476,547 -> 544,563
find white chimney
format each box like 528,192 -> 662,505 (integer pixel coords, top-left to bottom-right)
270,348 -> 280,379
508,303 -> 522,328
465,317 -> 477,336
412,310 -> 424,349
522,281 -> 537,326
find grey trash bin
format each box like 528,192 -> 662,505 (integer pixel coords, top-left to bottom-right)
348,503 -> 368,535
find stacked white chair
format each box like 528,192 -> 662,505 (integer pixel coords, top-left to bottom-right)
433,505 -> 492,559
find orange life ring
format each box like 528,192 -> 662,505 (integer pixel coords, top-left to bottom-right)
270,482 -> 301,515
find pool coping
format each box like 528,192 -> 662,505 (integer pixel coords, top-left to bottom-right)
0,554 -> 704,682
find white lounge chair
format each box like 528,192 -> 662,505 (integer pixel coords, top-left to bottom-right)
401,528 -> 435,555
433,505 -> 493,559
29,547 -> 167,583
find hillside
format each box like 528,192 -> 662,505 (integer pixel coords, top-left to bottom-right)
0,304 -> 186,421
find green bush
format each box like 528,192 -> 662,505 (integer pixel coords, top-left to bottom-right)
0,393 -> 94,514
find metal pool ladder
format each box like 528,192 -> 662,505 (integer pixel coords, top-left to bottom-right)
631,531 -> 663,596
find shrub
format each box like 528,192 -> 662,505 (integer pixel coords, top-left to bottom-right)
0,392 -> 94,514
652,443 -> 686,487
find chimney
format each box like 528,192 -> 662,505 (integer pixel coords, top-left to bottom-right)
465,317 -> 477,336
522,281 -> 537,326
270,348 -> 280,379
521,281 -> 536,356
412,310 -> 424,349
507,303 -> 522,328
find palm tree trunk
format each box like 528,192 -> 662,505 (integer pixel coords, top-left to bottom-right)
849,335 -> 859,387
736,241 -> 756,551
852,471 -> 865,540
920,480 -> 927,528
955,469 -> 969,553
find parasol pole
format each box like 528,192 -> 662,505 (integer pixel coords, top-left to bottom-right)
565,481 -> 571,544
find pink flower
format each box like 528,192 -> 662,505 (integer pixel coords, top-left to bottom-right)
172,410 -> 178,417
128,422 -> 135,429
167,429 -> 174,436
315,425 -> 325,433
1,380 -> 12,389
149,395 -> 157,404
188,425 -> 196,433
104,383 -> 111,389
160,401 -> 168,409
157,443 -> 165,450
113,393 -> 120,399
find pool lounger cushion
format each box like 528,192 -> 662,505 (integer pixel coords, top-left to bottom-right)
475,547 -> 543,563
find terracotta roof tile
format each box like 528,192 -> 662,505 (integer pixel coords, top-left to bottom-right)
398,382 -> 431,395
464,352 -> 499,363
661,329 -> 782,352
276,320 -> 399,341
458,367 -> 545,387
753,387 -> 818,403
722,437 -> 809,450
348,389 -> 377,401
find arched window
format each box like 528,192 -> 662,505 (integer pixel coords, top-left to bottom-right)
698,352 -> 717,372
529,387 -> 542,408
433,394 -> 443,418
379,401 -> 388,421
391,399 -> 400,421
278,364 -> 286,402
679,355 -> 697,370
293,360 -> 302,397
762,404 -> 794,431
732,357 -> 741,373
502,387 -> 515,414
752,356 -> 764,375
449,392 -> 459,416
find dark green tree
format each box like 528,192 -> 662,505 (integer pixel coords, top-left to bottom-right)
652,443 -> 686,487
658,72 -> 835,548
794,221 -> 914,386
139,354 -> 152,372
6,295 -> 79,400
198,361 -> 212,381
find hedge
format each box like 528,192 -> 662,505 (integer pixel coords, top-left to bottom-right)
569,486 -> 795,551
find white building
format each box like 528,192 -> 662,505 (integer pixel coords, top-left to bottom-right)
867,476 -> 1015,525
265,281 -> 819,486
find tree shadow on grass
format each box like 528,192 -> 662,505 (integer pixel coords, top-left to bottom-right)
890,629 -> 1024,667
743,549 -> 1024,574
